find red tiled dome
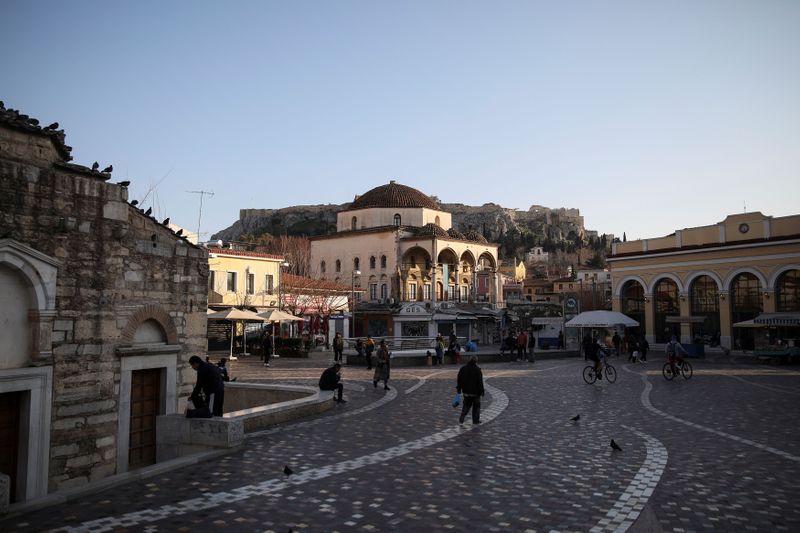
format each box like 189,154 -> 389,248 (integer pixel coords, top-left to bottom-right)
349,181 -> 440,210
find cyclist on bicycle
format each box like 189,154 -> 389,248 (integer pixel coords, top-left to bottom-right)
586,337 -> 610,379
665,335 -> 688,375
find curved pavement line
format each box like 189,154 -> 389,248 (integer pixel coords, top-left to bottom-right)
624,365 -> 800,463
245,385 -> 399,439
53,383 -> 510,533
590,426 -> 668,533
404,369 -> 449,395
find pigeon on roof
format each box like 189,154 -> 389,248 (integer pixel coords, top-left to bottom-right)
92,162 -> 99,171
101,165 -> 113,173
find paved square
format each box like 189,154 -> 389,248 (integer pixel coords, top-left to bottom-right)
3,355 -> 799,532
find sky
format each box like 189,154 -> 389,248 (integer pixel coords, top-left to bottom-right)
2,0 -> 799,242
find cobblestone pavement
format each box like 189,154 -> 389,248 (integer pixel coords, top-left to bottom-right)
4,354 -> 800,532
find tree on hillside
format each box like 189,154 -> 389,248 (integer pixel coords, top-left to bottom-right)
585,253 -> 607,269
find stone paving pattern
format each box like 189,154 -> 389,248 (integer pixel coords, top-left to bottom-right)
3,353 -> 799,532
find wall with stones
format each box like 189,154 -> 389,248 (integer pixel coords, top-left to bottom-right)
0,114 -> 208,494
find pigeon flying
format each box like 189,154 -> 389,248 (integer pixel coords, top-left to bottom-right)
283,465 -> 293,476
102,165 -> 113,173
610,439 -> 622,451
570,414 -> 580,422
119,180 -> 130,187
92,162 -> 99,171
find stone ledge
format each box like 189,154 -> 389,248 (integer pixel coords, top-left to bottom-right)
223,383 -> 334,432
156,415 -> 244,462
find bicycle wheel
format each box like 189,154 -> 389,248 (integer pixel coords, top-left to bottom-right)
662,362 -> 675,381
583,365 -> 597,384
605,364 -> 617,383
680,360 -> 693,380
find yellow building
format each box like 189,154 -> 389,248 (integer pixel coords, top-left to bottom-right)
207,245 -> 287,309
609,212 -> 800,349
498,258 -> 526,282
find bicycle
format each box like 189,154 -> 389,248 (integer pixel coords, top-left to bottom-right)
583,357 -> 617,384
662,357 -> 693,380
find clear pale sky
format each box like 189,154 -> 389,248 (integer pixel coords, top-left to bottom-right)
3,1 -> 799,241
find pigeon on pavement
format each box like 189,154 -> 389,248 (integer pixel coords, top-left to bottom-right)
610,439 -> 622,451
570,414 -> 580,422
283,465 -> 294,476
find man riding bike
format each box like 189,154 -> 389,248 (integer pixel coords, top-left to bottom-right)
586,337 -> 610,379
665,335 -> 688,376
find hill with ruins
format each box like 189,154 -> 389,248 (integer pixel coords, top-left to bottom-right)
212,201 -> 611,268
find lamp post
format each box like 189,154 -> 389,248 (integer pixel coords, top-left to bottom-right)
351,269 -> 361,338
276,260 -> 290,341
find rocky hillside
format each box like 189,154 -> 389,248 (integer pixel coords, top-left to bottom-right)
212,202 -> 607,262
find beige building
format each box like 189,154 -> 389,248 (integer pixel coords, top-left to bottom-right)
498,258 -> 526,282
609,212 -> 800,349
207,245 -> 287,309
310,182 -> 501,338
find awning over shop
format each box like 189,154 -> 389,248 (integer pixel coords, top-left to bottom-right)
665,316 -> 707,324
753,312 -> 800,326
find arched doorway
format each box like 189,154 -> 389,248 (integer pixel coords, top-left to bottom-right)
690,275 -> 720,341
621,280 -> 646,337
653,278 -> 680,342
731,272 -> 762,350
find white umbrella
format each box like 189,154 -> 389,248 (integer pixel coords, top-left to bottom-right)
257,309 -> 304,357
565,310 -> 639,328
207,308 -> 265,358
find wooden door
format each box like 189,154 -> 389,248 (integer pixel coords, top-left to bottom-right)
0,391 -> 21,502
129,368 -> 161,468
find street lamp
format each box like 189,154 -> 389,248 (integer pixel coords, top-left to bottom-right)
277,261 -> 290,311
351,269 -> 361,338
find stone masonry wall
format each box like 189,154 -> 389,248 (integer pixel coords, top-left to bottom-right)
0,119 -> 208,492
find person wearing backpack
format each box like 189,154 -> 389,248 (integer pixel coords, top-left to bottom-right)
666,336 -> 687,375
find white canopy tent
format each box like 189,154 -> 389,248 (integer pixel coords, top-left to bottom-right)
565,310 -> 639,328
207,307 -> 265,359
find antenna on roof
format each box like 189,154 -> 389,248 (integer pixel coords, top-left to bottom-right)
743,200 -> 747,214
188,190 -> 214,241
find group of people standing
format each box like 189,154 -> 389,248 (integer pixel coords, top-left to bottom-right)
610,331 -> 649,363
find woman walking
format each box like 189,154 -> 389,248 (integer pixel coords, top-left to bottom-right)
373,340 -> 391,390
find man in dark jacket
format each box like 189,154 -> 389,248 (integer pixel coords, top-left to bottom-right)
456,355 -> 485,424
189,355 -> 225,416
333,332 -> 344,363
319,363 -> 346,403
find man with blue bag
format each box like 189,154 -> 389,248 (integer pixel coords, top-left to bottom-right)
456,355 -> 485,424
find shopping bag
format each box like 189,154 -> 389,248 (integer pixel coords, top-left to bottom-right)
452,393 -> 461,408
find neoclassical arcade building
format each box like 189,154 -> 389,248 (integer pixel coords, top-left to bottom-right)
609,212 -> 800,349
310,181 -> 501,338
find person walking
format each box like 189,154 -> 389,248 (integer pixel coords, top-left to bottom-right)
528,329 -> 536,363
612,332 -> 622,357
456,355 -> 485,424
516,330 -> 528,361
319,363 -> 346,403
333,332 -> 344,363
373,339 -> 391,390
435,334 -> 445,366
365,336 -> 375,370
640,337 -> 649,362
261,329 -> 273,367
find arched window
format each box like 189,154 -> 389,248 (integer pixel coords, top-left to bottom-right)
380,255 -> 387,269
351,216 -> 357,230
335,259 -> 341,273
320,260 -> 326,274
434,216 -> 440,226
690,275 -> 719,340
653,278 -> 679,343
369,256 -> 376,269
776,269 -> 800,312
394,214 -> 401,226
731,272 -> 762,350
621,280 -> 645,337
354,257 -> 360,271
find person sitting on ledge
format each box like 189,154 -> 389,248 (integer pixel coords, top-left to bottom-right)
319,363 -> 346,403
